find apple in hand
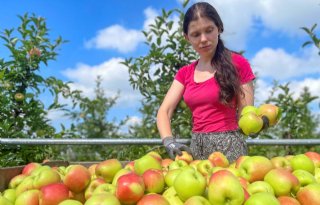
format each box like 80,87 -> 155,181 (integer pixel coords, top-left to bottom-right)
257,104 -> 281,126
208,170 -> 244,205
175,151 -> 193,164
95,159 -> 123,183
115,172 -> 145,205
241,105 -> 258,116
208,151 -> 229,168
137,193 -> 170,205
245,192 -> 280,205
40,183 -> 70,205
290,154 -> 315,174
63,164 -> 91,193
184,195 -> 211,205
238,112 -> 263,136
173,168 -> 206,201
85,193 -> 121,205
239,156 -> 273,183
134,154 -> 162,175
296,183 -> 320,205
142,169 -> 165,194
14,189 -> 40,205
264,168 -> 300,197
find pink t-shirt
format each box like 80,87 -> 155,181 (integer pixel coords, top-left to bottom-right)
175,53 -> 255,133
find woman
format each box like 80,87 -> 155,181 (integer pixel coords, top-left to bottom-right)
157,2 -> 255,163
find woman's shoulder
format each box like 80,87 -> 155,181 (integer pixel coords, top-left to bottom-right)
231,52 -> 250,69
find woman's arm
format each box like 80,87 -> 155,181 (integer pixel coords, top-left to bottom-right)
157,80 -> 185,140
237,81 -> 254,117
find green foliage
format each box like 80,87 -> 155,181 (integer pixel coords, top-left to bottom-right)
301,24 -> 320,55
0,13 -> 76,166
249,82 -> 320,157
122,3 -> 195,141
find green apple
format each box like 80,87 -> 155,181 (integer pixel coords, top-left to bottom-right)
239,156 -> 273,183
169,159 -> 188,170
247,181 -> 274,195
314,167 -> 320,183
196,159 -> 214,177
58,199 -> 83,205
240,105 -> 258,116
92,183 -> 116,195
85,193 -> 121,205
137,193 -> 170,205
175,151 -> 193,164
208,170 -> 244,205
0,195 -> 13,205
238,112 -> 263,136
15,189 -> 40,205
95,159 -> 123,183
14,92 -> 25,102
184,195 -> 211,205
134,154 -> 162,175
264,168 -> 300,197
244,192 -> 280,205
290,154 -> 315,174
173,168 -> 206,201
296,183 -> 320,205
257,104 -> 281,126
33,168 -> 61,189
15,176 -> 35,196
292,169 -> 316,187
189,160 -> 201,170
164,168 -> 182,187
270,156 -> 292,172
8,174 -> 27,189
1,189 -> 16,203
162,186 -> 184,205
84,178 -> 106,200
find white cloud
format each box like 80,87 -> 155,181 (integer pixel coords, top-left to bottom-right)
61,58 -> 142,108
85,25 -> 144,53
251,47 -> 320,80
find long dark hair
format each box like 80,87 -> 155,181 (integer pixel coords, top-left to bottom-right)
183,2 -> 242,105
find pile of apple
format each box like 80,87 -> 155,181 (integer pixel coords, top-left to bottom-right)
1,150 -> 320,205
239,104 -> 281,136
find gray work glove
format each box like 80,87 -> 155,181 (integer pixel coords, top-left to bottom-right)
162,136 -> 192,159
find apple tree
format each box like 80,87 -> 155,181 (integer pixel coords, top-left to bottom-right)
0,13 -> 77,166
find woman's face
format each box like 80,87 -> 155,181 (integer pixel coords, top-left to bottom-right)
185,17 -> 220,58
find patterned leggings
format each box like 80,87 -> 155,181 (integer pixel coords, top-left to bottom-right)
190,130 -> 247,163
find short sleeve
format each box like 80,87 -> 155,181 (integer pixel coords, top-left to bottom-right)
174,65 -> 188,85
232,53 -> 255,84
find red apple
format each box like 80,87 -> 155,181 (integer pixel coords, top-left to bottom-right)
137,193 -> 169,205
208,151 -> 229,168
115,172 -> 145,205
134,154 -> 162,175
304,151 -> 320,168
175,151 -> 193,164
147,151 -> 163,162
161,158 -> 173,171
112,168 -> 132,186
296,183 -> 320,205
22,162 -> 42,176
95,159 -> 123,183
277,196 -> 301,205
142,169 -> 165,194
63,164 -> 91,193
124,161 -> 135,172
40,183 -> 70,205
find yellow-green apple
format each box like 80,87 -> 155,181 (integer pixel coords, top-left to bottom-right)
137,193 -> 169,205
296,183 -> 320,205
134,154 -> 162,175
226,167 -> 241,177
22,162 -> 42,176
208,151 -> 229,168
257,104 -> 281,126
164,169 -> 182,187
239,156 -> 274,183
175,151 -> 193,164
161,158 -> 173,171
124,161 -> 135,172
147,151 -> 163,162
29,165 -> 51,176
58,199 -> 83,205
189,159 -> 201,170
142,169 -> 165,194
95,159 -> 122,183
245,192 -> 280,205
15,176 -> 35,196
84,177 -> 105,200
304,151 -> 320,168
247,181 -> 275,195
290,154 -> 315,174
314,167 -> 320,183
8,174 -> 27,189
15,189 -> 40,205
85,193 -> 121,205
39,183 -> 70,205
264,168 -> 300,197
63,164 -> 91,193
208,169 -> 244,205
238,112 -> 263,136
115,172 -> 145,205
112,168 -> 132,186
270,156 -> 292,172
0,195 -> 13,205
235,155 -> 250,169
241,105 -> 259,116
173,168 -> 206,201
162,186 -> 183,205
277,196 -> 301,205
1,188 -> 16,203
184,195 -> 211,205
292,169 -> 316,187
33,168 -> 61,189
87,164 -> 98,177
168,159 -> 188,170
92,183 -> 116,195
197,159 -> 214,177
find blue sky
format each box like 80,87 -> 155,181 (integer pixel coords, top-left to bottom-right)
1,0 -> 320,133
